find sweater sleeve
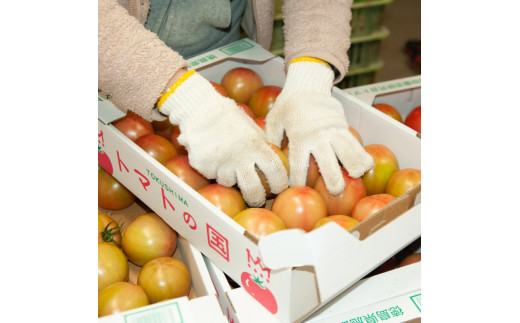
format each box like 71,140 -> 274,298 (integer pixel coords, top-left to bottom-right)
98,0 -> 188,121
281,0 -> 352,83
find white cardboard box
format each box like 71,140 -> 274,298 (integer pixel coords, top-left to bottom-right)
205,254 -> 421,323
98,39 -> 421,323
98,202 -> 227,323
344,76 -> 421,132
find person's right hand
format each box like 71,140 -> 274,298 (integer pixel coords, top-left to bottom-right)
157,70 -> 288,207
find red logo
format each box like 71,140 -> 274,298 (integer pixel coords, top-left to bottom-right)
207,224 -> 229,262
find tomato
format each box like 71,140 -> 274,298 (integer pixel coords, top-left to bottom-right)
314,168 -> 367,216
404,106 -> 421,133
221,67 -> 263,104
163,155 -> 210,191
313,214 -> 359,231
257,143 -> 289,197
98,281 -> 149,317
397,253 -> 421,267
135,134 -> 178,164
233,208 -> 286,240
349,126 -> 363,145
137,257 -> 191,303
122,213 -> 178,267
373,103 -> 403,122
362,144 -> 400,195
236,102 -> 255,119
271,186 -> 328,232
170,125 -> 188,156
112,111 -> 155,142
351,194 -> 396,222
98,212 -> 123,247
98,242 -> 129,291
98,167 -> 136,210
197,184 -> 247,218
152,118 -> 175,140
210,81 -> 229,97
241,272 -> 277,314
282,147 -> 319,187
385,168 -> 421,197
248,85 -> 282,118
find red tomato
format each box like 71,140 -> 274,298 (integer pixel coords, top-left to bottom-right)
282,147 -> 319,187
397,253 -> 421,267
152,118 -> 175,140
233,208 -> 286,240
352,194 -> 396,222
362,144 -> 400,195
98,242 -> 129,291
221,67 -> 263,104
349,126 -> 363,145
98,282 -> 149,317
136,134 -> 178,164
271,186 -> 328,232
405,106 -> 421,133
373,103 -> 403,122
314,168 -> 367,216
197,184 -> 247,218
98,212 -> 123,247
210,81 -> 229,97
241,272 -> 277,314
122,213 -> 178,267
385,168 -> 421,197
236,102 -> 256,119
313,214 -> 359,231
163,155 -> 210,191
112,111 -> 155,142
248,85 -> 282,118
98,167 -> 136,210
137,257 -> 191,303
170,125 -> 188,156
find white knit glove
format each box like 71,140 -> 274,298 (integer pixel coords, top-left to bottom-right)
159,71 -> 289,207
265,60 -> 374,195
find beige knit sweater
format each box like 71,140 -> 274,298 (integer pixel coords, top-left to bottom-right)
99,0 -> 352,121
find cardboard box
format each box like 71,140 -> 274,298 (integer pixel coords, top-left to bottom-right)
98,202 -> 227,323
98,39 -> 421,323
343,76 -> 421,131
205,254 -> 420,323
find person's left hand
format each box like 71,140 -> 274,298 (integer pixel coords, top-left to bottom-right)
265,59 -> 374,195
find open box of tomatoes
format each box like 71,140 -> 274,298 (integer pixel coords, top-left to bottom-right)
97,201 -> 227,322
98,39 -> 421,323
344,75 -> 421,134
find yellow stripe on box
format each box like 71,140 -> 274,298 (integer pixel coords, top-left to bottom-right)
157,70 -> 196,109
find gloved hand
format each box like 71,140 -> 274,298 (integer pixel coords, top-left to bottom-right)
265,58 -> 374,195
158,70 -> 289,207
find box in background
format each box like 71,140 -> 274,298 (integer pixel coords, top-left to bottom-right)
344,75 -> 421,128
98,202 -> 227,323
98,39 -> 420,323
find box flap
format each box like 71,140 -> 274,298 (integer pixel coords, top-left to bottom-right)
98,94 -> 125,124
257,229 -> 315,269
186,38 -> 276,71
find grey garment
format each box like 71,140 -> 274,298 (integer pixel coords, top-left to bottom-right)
145,0 -> 247,59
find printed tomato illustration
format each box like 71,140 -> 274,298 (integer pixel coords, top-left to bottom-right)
98,150 -> 113,175
241,272 -> 277,314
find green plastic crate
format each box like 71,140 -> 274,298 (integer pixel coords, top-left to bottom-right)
351,0 -> 393,37
348,26 -> 389,69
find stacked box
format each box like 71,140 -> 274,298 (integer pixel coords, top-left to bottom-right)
98,39 -> 420,323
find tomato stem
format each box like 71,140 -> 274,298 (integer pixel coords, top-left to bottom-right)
101,220 -> 124,244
